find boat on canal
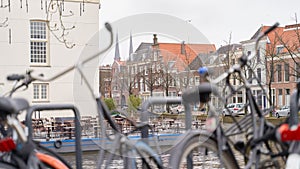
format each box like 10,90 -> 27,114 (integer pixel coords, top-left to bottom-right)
31,116 -> 189,153
37,133 -> 182,153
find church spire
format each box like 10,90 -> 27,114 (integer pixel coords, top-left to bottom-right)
128,31 -> 133,61
114,32 -> 121,61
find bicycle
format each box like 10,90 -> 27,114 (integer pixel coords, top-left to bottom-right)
276,80 -> 300,169
168,22 -> 290,169
0,75 -> 71,168
5,23 -> 168,169
0,22 -> 114,169
5,21 -> 286,169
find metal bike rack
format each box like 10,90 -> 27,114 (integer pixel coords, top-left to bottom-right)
25,104 -> 82,169
140,97 -> 184,139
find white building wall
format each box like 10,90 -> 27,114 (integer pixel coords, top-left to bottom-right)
0,1 -> 100,118
242,39 -> 269,108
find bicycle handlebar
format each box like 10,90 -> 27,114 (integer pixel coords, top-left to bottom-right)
181,82 -> 219,103
7,74 -> 25,81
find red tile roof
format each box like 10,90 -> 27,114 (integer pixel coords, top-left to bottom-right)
260,24 -> 300,54
158,43 -> 216,71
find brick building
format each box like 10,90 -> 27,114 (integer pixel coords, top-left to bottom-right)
111,34 -> 216,107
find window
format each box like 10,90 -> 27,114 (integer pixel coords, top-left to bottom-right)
189,77 -> 193,85
276,45 -> 284,54
144,66 -> 148,75
237,91 -> 243,103
277,64 -> 282,82
253,90 -> 262,108
139,66 -> 143,74
140,79 -> 144,91
278,89 -> 283,106
247,51 -> 251,56
271,89 -> 276,106
271,64 -> 275,82
231,58 -> 235,65
295,63 -> 300,81
256,90 -> 262,108
257,49 -> 260,62
248,69 -> 252,84
168,61 -> 175,69
285,89 -> 290,105
195,76 -> 200,85
33,83 -> 49,102
170,78 -> 176,87
30,20 -> 49,66
257,68 -> 262,82
284,63 -> 289,82
184,77 -> 188,85
232,97 -> 236,103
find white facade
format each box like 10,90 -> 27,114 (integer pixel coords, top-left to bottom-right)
0,1 -> 100,117
242,39 -> 269,109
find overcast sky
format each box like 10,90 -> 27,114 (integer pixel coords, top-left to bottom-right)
98,0 -> 300,65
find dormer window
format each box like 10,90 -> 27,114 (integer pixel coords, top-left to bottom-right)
276,45 -> 284,54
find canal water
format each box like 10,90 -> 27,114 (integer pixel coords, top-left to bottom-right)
60,123 -> 286,168
61,152 -> 99,169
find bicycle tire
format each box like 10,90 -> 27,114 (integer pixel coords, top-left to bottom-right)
126,142 -> 163,169
244,138 -> 287,168
34,142 -> 72,169
169,132 -> 238,169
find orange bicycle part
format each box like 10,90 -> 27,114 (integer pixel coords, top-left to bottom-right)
35,152 -> 69,169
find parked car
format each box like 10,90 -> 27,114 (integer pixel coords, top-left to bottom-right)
222,103 -> 245,116
274,106 -> 290,118
153,107 -> 165,113
170,105 -> 185,114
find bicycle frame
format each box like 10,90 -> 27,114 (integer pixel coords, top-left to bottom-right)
0,23 -> 113,169
177,22 -> 283,169
25,104 -> 82,169
18,22 -> 165,168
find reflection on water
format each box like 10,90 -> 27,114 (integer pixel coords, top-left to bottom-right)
59,123 -> 286,168
61,151 -> 99,169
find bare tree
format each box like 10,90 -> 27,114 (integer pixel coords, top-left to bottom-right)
46,0 -> 76,49
264,14 -> 300,109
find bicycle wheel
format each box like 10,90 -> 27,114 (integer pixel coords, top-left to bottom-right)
244,138 -> 287,169
0,161 -> 18,169
34,142 -> 72,169
169,132 -> 238,169
126,142 -> 163,169
36,152 -> 69,169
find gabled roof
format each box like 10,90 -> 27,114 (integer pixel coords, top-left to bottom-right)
255,24 -> 300,54
279,25 -> 300,52
131,42 -> 216,66
158,43 -> 216,64
243,24 -> 298,54
217,44 -> 242,54
135,42 -> 152,52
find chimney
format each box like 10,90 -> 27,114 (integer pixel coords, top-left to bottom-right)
153,34 -> 158,45
284,23 -> 300,31
181,41 -> 186,55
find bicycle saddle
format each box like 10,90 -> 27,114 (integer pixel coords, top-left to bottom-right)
0,97 -> 29,115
